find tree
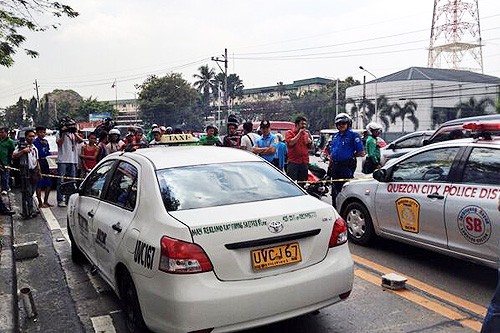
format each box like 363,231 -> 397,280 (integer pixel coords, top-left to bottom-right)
137,73 -> 202,130
226,74 -> 244,103
193,65 -> 216,117
3,97 -> 27,127
39,89 -> 83,125
376,95 -> 392,132
0,0 -> 78,67
456,96 -> 495,118
391,100 -> 419,133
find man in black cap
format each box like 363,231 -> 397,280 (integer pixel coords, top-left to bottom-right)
253,120 -> 279,166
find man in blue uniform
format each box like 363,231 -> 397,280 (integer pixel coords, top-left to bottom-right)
253,120 -> 278,166
329,113 -> 365,208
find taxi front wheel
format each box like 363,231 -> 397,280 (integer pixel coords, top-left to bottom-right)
343,202 -> 376,245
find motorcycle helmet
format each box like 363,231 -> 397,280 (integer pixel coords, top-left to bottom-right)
109,128 -> 120,136
335,113 -> 353,127
366,122 -> 383,132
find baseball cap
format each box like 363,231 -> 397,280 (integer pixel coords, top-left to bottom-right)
260,120 -> 271,129
152,128 -> 161,134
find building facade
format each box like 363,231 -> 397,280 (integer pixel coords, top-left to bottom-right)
346,67 -> 499,132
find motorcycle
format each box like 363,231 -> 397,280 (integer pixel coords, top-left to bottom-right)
304,164 -> 330,199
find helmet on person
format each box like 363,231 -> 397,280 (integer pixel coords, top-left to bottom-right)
109,128 -> 120,136
366,122 -> 383,132
335,113 -> 352,127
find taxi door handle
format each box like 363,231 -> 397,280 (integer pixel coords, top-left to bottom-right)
427,193 -> 444,200
112,223 -> 122,233
87,210 -> 95,218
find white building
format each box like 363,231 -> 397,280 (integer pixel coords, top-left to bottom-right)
346,67 -> 499,132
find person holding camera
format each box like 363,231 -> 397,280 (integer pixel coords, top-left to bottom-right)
56,118 -> 83,207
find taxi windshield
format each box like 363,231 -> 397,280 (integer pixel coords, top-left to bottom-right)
156,161 -> 304,211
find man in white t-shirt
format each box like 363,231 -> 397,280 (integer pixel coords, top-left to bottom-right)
13,129 -> 40,217
239,121 -> 260,152
56,119 -> 84,207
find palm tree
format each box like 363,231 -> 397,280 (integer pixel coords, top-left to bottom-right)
391,100 -> 419,133
227,74 -> 244,103
456,96 -> 495,118
376,95 -> 392,132
193,65 -> 216,117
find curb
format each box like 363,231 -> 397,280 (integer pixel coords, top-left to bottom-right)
0,213 -> 18,333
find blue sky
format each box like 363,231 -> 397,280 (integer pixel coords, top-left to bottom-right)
0,0 -> 498,108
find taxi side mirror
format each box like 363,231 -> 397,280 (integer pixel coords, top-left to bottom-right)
422,139 -> 430,146
373,169 -> 388,182
60,181 -> 80,196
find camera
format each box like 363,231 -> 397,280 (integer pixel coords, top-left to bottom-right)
58,117 -> 77,133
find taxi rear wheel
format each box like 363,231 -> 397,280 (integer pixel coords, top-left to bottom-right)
343,202 -> 375,245
118,270 -> 149,333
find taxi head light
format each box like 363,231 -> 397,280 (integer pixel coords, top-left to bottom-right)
329,217 -> 348,248
159,236 -> 213,274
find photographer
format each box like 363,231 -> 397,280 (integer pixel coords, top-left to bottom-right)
56,118 -> 83,207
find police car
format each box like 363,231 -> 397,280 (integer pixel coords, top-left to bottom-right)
63,135 -> 353,333
337,123 -> 500,268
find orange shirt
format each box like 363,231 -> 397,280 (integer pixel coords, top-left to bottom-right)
285,129 -> 310,164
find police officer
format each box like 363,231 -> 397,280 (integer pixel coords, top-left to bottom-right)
329,113 -> 365,208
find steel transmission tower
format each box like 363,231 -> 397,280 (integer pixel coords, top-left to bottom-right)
428,0 -> 483,73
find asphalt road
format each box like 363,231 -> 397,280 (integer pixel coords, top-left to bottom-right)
9,166 -> 497,333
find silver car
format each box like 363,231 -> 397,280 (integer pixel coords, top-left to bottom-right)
337,134 -> 500,268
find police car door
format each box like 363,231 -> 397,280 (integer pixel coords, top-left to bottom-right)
92,160 -> 139,283
444,146 -> 500,266
375,147 -> 461,247
72,160 -> 115,266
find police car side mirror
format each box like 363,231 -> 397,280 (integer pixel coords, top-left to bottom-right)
60,181 -> 80,196
373,169 -> 388,182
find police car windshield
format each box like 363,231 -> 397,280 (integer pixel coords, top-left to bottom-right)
156,161 -> 304,211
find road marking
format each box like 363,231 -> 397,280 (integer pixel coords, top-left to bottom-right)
354,269 -> 482,332
40,207 -> 60,231
352,254 -> 487,317
91,315 -> 116,333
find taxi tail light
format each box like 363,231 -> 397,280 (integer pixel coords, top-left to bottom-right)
159,236 -> 213,274
329,217 -> 348,248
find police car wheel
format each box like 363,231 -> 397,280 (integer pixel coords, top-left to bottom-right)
119,270 -> 148,333
343,202 -> 375,245
67,221 -> 86,264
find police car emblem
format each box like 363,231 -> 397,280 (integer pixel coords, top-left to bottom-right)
268,220 -> 284,234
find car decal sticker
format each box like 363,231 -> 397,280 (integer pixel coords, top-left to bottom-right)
457,206 -> 491,245
96,228 -> 109,253
396,197 -> 420,233
134,240 -> 156,270
190,211 -> 318,237
387,183 -> 498,200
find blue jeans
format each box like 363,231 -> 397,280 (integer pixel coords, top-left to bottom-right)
0,169 -> 10,192
57,163 -> 76,203
481,269 -> 500,332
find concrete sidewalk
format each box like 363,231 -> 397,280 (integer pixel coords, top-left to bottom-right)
0,189 -> 84,332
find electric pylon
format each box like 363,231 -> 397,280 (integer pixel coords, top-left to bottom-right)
428,0 -> 483,73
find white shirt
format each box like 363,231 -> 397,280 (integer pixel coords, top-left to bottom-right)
56,132 -> 79,164
14,144 -> 38,170
240,133 -> 261,152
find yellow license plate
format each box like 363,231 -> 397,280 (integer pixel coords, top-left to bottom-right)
251,242 -> 302,271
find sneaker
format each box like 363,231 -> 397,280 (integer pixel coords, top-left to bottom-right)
58,202 -> 67,207
1,191 -> 7,196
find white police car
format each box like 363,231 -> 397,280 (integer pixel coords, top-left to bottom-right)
337,123 -> 500,268
64,139 -> 353,333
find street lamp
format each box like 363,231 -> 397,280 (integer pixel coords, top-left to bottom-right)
359,66 -> 378,121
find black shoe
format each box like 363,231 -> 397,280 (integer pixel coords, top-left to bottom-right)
0,210 -> 15,216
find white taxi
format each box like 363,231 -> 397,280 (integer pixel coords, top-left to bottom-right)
63,142 -> 353,333
337,125 -> 499,268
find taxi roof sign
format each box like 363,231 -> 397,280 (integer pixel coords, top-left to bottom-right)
159,133 -> 199,144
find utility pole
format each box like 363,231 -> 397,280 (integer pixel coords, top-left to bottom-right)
211,48 -> 228,125
34,80 -> 40,121
361,76 -> 366,129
